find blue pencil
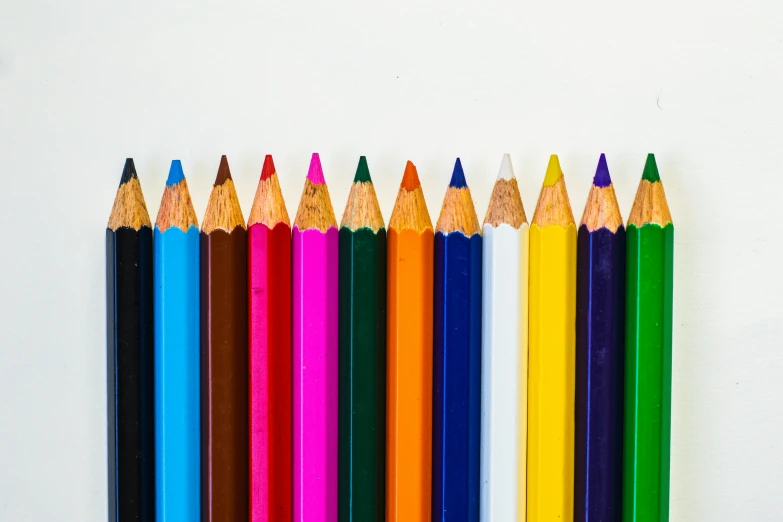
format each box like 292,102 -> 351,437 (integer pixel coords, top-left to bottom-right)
153,160 -> 200,522
432,158 -> 483,522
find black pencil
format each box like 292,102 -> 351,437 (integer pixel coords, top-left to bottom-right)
106,158 -> 155,521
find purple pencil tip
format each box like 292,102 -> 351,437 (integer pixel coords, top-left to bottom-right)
307,153 -> 325,184
593,153 -> 612,187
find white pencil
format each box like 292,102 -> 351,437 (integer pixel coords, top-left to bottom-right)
480,154 -> 530,521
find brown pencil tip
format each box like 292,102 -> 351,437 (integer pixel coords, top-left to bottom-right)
401,161 -> 421,190
214,155 -> 232,186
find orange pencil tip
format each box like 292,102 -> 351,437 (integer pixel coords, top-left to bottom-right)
401,161 -> 421,190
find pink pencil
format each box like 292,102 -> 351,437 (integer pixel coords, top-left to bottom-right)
248,155 -> 292,521
292,153 -> 339,521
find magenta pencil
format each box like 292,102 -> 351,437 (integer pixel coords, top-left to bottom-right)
292,153 -> 339,521
248,155 -> 293,521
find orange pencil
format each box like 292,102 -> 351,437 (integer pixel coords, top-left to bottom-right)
387,161 -> 434,522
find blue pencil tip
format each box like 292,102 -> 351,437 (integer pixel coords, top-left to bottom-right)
166,160 -> 185,186
449,158 -> 467,188
593,153 -> 612,187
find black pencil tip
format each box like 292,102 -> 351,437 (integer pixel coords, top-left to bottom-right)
119,158 -> 137,186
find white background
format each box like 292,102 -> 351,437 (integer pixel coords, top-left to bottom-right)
0,0 -> 780,520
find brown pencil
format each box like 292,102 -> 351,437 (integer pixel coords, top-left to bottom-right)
201,155 -> 248,521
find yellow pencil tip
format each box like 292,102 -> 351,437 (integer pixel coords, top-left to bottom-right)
543,154 -> 563,186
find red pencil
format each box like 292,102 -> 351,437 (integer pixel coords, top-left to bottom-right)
248,155 -> 292,521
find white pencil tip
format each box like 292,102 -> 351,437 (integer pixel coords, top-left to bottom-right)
497,153 -> 515,180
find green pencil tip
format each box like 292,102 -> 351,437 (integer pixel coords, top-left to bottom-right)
642,153 -> 661,182
354,156 -> 372,183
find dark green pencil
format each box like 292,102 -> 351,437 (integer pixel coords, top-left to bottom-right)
337,156 -> 387,521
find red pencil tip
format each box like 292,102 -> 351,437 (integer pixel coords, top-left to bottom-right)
401,161 -> 421,190
260,155 -> 276,181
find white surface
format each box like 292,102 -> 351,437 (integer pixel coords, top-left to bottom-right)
481,220 -> 529,521
0,0 -> 780,520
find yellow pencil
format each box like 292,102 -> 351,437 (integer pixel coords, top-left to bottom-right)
527,154 -> 577,522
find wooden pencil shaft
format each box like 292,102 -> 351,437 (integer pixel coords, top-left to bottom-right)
154,226 -> 200,521
574,225 -> 626,522
527,223 -> 577,522
106,226 -> 155,522
480,223 -> 529,522
200,228 -> 248,521
249,222 -> 293,521
432,231 -> 483,522
338,227 -> 387,521
386,227 -> 433,522
623,223 -> 674,522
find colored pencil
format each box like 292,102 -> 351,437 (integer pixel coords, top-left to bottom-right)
338,156 -> 387,521
387,161 -> 433,522
480,154 -> 529,521
293,153 -> 339,521
528,154 -> 577,522
433,158 -> 482,522
623,154 -> 674,522
154,160 -> 200,522
200,155 -> 248,521
248,155 -> 292,521
106,158 -> 154,521
574,154 -> 625,522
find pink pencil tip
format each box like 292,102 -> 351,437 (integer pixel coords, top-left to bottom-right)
307,153 -> 325,184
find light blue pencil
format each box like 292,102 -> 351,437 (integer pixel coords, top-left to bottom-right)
154,160 -> 200,522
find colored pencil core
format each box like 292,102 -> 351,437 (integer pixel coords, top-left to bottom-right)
497,154 -> 514,180
260,155 -> 276,181
543,155 -> 563,187
166,160 -> 185,187
449,158 -> 468,188
642,153 -> 661,182
119,157 -> 138,186
401,161 -> 421,190
354,156 -> 372,183
215,155 -> 232,186
593,154 -> 612,188
307,153 -> 326,185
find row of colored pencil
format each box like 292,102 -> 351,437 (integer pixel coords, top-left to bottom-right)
106,152 -> 673,522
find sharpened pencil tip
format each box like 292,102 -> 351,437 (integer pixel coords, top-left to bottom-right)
497,154 -> 515,180
166,160 -> 184,186
593,153 -> 612,187
543,154 -> 563,186
642,153 -> 661,182
260,155 -> 276,181
214,155 -> 232,186
307,153 -> 325,184
119,158 -> 137,186
401,161 -> 421,190
449,158 -> 467,188
354,156 -> 372,183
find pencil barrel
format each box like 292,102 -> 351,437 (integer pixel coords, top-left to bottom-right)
574,226 -> 626,522
249,222 -> 293,521
338,227 -> 387,521
623,223 -> 674,522
106,226 -> 155,522
200,228 -> 248,521
480,223 -> 529,521
293,227 -> 339,521
433,231 -> 483,522
386,227 -> 433,522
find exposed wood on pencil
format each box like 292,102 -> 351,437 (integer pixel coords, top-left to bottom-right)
248,155 -> 290,229
388,161 -> 433,232
340,157 -> 384,232
580,185 -> 623,233
484,154 -> 527,228
108,159 -> 151,230
202,155 -> 245,233
293,155 -> 337,232
156,162 -> 198,232
436,159 -> 480,235
627,155 -> 673,226
531,155 -> 575,228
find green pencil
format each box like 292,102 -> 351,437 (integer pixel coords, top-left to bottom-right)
623,154 -> 674,522
338,156 -> 387,521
